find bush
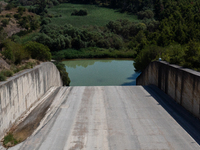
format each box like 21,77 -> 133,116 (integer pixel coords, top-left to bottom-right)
17,7 -> 26,14
5,4 -> 14,10
1,70 -> 14,77
0,73 -> 6,81
3,133 -> 19,147
71,9 -> 88,16
2,40 -> 30,64
52,0 -> 60,6
53,61 -> 70,86
14,13 -> 21,20
137,10 -> 154,20
41,18 -> 51,25
24,41 -> 51,61
71,37 -> 86,49
134,45 -> 164,72
6,14 -> 12,18
1,19 -> 9,27
1,47 -> 14,61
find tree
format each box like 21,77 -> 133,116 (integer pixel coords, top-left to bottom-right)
24,41 -> 51,61
184,40 -> 200,69
53,61 -> 70,86
35,0 -> 47,14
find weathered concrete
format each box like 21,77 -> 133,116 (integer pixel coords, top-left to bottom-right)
136,61 -> 200,119
7,86 -> 200,150
0,62 -> 62,139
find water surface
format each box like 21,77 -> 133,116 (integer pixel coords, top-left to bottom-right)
63,59 -> 140,86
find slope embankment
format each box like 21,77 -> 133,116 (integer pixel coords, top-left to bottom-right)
136,61 -> 200,119
0,62 -> 62,139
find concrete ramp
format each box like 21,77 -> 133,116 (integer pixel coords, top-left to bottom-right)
8,86 -> 200,150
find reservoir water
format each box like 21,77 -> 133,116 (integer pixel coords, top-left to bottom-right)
62,59 -> 140,86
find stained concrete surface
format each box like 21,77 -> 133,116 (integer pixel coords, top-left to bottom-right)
0,62 -> 62,139
8,86 -> 200,150
136,61 -> 200,119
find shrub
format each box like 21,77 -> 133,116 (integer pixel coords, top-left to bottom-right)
17,7 -> 26,15
1,19 -> 9,27
134,45 -> 164,72
5,4 -> 14,10
96,39 -> 111,48
2,47 -> 14,62
52,0 -> 60,6
2,40 -> 30,64
53,61 -> 70,86
6,14 -> 12,18
71,9 -> 88,16
41,18 -> 51,25
14,13 -> 21,20
18,18 -> 27,28
0,73 -> 6,81
17,7 -> 26,13
34,33 -> 53,49
24,41 -> 51,61
71,37 -> 86,49
106,21 -> 122,34
137,10 -> 154,19
3,133 -> 19,147
1,70 -> 14,77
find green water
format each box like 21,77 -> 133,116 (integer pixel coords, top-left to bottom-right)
62,59 -> 140,86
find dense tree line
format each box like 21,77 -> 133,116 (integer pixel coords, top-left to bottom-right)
4,0 -> 200,72
133,0 -> 200,72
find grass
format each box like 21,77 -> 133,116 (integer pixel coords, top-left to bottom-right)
52,47 -> 136,60
3,133 -> 20,148
47,3 -> 139,27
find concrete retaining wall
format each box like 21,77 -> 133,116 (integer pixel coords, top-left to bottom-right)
136,61 -> 200,119
0,62 -> 62,138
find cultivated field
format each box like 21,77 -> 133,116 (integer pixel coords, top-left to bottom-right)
47,3 -> 139,27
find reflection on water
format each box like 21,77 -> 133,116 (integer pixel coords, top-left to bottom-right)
62,59 -> 112,68
63,59 -> 140,86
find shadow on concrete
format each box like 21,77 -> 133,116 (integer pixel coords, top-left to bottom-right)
121,73 -> 140,86
144,85 -> 200,145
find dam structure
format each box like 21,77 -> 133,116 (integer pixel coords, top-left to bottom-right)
0,62 -> 200,150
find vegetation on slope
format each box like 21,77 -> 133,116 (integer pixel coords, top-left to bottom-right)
0,0 -> 200,79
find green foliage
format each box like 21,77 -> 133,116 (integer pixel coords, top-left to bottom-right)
5,14 -> 12,18
1,19 -> 9,27
5,3 -> 14,10
24,41 -> 51,61
11,62 -> 38,74
41,18 -> 51,25
162,44 -> 185,65
1,70 -> 14,77
52,48 -> 136,59
17,7 -> 26,15
47,3 -> 139,27
53,61 -> 70,86
0,73 -> 6,81
184,40 -> 200,70
3,133 -> 19,147
134,45 -> 164,72
137,10 -> 154,19
14,13 -> 21,20
71,9 -> 88,16
11,35 -> 21,43
2,40 -> 30,64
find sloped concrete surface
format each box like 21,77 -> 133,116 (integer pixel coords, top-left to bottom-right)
8,86 -> 200,150
0,62 -> 62,139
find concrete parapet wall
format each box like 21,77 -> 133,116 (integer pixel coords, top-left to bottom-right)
136,61 -> 200,119
0,62 -> 62,138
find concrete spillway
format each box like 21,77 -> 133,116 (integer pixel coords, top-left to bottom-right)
6,85 -> 200,150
